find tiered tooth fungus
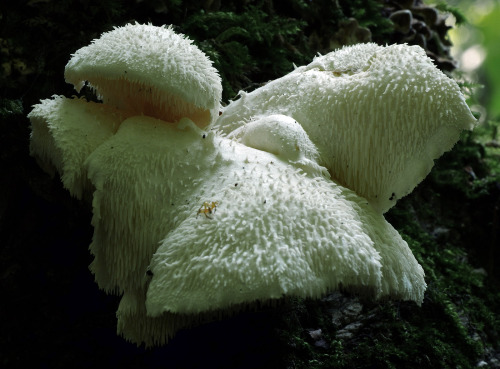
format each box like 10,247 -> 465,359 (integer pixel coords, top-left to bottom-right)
28,23 -> 476,346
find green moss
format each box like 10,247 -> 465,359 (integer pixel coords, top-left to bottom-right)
277,130 -> 500,368
0,99 -> 23,118
181,6 -> 308,100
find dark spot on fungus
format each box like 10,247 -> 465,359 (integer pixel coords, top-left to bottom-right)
235,183 -> 238,187
146,269 -> 153,277
389,192 -> 396,201
202,134 -> 206,139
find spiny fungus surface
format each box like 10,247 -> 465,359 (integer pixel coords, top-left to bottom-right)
214,43 -> 477,213
28,23 -> 475,346
86,116 -> 220,293
28,96 -> 124,200
102,116 -> 425,345
65,23 -> 222,127
226,114 -> 328,177
146,134 -> 426,316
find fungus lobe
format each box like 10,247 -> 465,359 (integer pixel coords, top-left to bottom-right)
215,43 -> 477,213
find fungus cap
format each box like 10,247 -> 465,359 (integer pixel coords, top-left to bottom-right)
145,134 -> 426,316
65,23 -> 222,127
214,43 -> 477,213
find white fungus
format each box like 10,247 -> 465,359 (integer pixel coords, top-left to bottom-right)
86,116 -> 220,293
28,26 -> 476,347
65,23 -> 222,127
145,133 -> 426,316
215,43 -> 477,213
28,96 -> 123,200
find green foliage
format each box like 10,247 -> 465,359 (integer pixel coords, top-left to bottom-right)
0,99 -> 23,118
339,0 -> 394,41
478,4 -> 500,118
181,6 -> 308,100
434,1 -> 468,25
